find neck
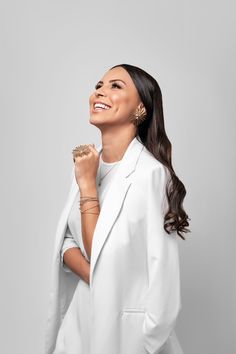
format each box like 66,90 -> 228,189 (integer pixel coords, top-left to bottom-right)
100,131 -> 137,163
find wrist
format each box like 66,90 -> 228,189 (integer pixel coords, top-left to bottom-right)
79,181 -> 98,196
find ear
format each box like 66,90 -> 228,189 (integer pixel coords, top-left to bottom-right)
138,102 -> 147,114
138,102 -> 145,109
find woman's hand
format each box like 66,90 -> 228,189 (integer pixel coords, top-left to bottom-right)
73,144 -> 100,189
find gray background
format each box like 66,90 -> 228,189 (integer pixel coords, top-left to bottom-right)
0,1 -> 235,353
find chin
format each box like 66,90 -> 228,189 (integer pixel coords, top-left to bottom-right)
89,116 -> 103,127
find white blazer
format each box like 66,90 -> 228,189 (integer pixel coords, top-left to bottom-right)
44,136 -> 183,354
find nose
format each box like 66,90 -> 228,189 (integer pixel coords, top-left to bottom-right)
95,86 -> 107,97
95,90 -> 105,98
95,91 -> 103,97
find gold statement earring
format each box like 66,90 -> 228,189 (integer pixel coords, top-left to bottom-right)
129,106 -> 147,126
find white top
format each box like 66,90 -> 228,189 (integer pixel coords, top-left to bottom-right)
60,151 -> 122,271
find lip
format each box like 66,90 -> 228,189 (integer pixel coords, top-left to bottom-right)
92,101 -> 112,113
94,101 -> 111,107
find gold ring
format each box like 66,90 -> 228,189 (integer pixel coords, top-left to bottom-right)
72,144 -> 92,159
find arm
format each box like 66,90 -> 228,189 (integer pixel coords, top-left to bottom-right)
143,165 -> 181,354
61,181 -> 100,279
61,165 -> 99,281
63,247 -> 90,285
79,181 -> 100,262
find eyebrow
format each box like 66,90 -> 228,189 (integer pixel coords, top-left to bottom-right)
96,79 -> 126,86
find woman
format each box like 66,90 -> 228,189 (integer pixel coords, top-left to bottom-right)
45,64 -> 190,354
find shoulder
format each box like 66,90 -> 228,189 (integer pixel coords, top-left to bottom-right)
137,145 -> 167,179
128,146 -> 169,218
130,145 -> 168,199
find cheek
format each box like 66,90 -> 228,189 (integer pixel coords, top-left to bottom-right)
111,93 -> 132,113
111,92 -> 129,104
89,94 -> 94,105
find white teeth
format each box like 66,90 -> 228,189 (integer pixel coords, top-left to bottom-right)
94,103 -> 111,110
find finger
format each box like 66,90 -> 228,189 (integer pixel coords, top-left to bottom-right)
72,144 -> 95,162
88,144 -> 98,154
73,145 -> 91,159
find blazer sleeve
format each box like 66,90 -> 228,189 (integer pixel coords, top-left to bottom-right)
143,164 -> 182,354
60,224 -> 80,273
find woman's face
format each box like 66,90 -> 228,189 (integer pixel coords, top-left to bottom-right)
89,66 -> 143,129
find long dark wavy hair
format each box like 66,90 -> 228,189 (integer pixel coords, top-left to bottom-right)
110,63 -> 191,240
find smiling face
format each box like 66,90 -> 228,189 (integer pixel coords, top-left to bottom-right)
89,66 -> 144,130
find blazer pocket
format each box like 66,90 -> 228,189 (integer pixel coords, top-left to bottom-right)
122,307 -> 146,314
120,308 -> 146,354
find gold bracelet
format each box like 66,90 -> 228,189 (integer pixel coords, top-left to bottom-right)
80,203 -> 99,212
80,203 -> 100,214
80,196 -> 98,198
79,196 -> 99,206
80,200 -> 99,208
80,197 -> 98,201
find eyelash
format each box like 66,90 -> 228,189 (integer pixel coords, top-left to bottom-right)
95,83 -> 122,90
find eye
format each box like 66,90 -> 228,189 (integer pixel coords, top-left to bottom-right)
95,82 -> 122,90
111,82 -> 121,89
95,83 -> 101,90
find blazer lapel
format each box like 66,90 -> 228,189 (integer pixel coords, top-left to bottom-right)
90,136 -> 144,285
